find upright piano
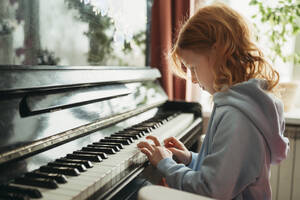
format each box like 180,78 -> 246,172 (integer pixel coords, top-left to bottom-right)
0,66 -> 202,200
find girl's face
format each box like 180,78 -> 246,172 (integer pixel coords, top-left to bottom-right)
178,48 -> 216,95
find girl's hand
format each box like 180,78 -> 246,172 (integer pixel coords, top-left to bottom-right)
137,135 -> 172,167
164,136 -> 192,165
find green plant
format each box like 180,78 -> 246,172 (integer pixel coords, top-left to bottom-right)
249,0 -> 300,64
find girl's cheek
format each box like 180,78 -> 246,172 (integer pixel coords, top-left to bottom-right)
194,68 -> 203,82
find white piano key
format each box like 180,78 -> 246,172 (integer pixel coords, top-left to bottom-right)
83,165 -> 114,188
42,168 -> 111,200
58,179 -> 88,200
41,192 -> 73,200
69,175 -> 97,197
64,175 -> 98,198
41,185 -> 82,200
151,113 -> 194,140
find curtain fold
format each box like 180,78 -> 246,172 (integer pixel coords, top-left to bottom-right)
186,0 -> 205,102
150,0 -> 190,101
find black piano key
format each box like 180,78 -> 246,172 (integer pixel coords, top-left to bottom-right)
55,158 -> 93,168
167,114 -> 178,120
117,130 -> 144,137
93,142 -> 124,149
111,133 -> 139,140
132,122 -> 154,127
160,119 -> 168,123
108,135 -> 135,142
66,153 -> 102,162
129,127 -> 152,133
145,121 -> 164,125
25,171 -> 67,184
144,118 -> 165,121
134,122 -> 161,128
104,136 -> 133,143
0,192 -> 30,200
118,132 -> 142,138
81,147 -> 115,154
152,124 -> 161,129
100,138 -> 131,145
14,177 -> 58,189
47,162 -> 87,172
87,144 -> 120,152
74,150 -> 108,159
0,184 -> 42,198
40,165 -> 80,176
148,116 -> 171,122
145,120 -> 165,125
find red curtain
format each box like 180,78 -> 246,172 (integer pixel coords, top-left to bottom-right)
150,0 -> 190,101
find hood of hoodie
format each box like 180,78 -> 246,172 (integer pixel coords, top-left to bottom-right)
212,78 -> 289,164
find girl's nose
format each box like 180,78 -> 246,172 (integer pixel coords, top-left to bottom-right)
191,73 -> 198,84
192,78 -> 198,84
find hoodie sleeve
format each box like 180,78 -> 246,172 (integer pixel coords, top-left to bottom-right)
271,98 -> 289,164
187,151 -> 198,169
157,107 -> 265,199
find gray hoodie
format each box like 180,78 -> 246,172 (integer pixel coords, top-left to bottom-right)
157,78 -> 289,200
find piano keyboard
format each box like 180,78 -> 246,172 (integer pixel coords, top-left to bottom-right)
0,112 -> 194,200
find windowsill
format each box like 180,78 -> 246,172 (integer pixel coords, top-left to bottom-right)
284,108 -> 300,125
201,108 -> 300,126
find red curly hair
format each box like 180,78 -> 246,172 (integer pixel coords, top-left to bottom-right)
170,2 -> 280,92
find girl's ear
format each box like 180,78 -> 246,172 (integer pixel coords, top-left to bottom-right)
208,43 -> 217,65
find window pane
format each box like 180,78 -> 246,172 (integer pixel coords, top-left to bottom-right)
0,0 -> 149,66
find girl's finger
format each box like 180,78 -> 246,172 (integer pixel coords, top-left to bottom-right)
146,135 -> 161,146
167,147 -> 182,155
137,141 -> 155,152
164,141 -> 175,148
140,148 -> 152,158
164,136 -> 176,144
164,137 -> 184,149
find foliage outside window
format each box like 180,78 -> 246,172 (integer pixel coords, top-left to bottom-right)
249,0 -> 300,65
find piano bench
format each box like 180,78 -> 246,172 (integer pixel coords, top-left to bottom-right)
137,185 -> 214,200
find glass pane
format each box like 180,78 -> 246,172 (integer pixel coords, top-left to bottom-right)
0,0 -> 149,66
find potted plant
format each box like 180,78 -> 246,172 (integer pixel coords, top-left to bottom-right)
249,0 -> 300,112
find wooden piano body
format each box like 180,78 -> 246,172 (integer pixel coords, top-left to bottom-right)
0,66 -> 202,200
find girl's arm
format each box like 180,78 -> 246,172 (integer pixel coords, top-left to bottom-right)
156,108 -> 265,199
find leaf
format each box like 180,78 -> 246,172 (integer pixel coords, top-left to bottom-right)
249,0 -> 258,6
292,26 -> 300,34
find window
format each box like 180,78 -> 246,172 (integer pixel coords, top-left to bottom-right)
0,0 -> 151,66
229,0 -> 298,82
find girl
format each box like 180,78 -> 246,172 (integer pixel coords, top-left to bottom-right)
137,2 -> 289,200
